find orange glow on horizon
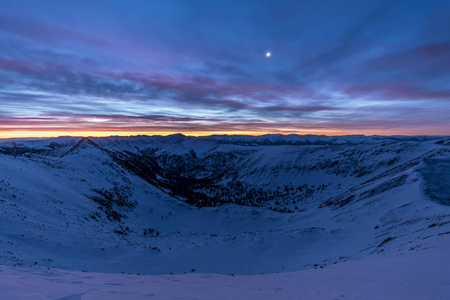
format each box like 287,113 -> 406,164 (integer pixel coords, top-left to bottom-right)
0,130 -> 336,139
0,127 -> 439,139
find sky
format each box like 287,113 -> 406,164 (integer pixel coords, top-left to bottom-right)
0,0 -> 449,138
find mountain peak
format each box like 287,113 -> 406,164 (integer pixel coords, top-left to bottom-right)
60,137 -> 103,157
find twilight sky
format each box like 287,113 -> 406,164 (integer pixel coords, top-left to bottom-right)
0,0 -> 449,138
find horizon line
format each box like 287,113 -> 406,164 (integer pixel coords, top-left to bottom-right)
0,132 -> 448,140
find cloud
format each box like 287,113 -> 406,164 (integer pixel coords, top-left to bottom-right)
341,84 -> 450,101
365,42 -> 450,77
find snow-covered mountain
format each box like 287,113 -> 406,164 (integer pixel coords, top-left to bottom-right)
1,134 -> 449,272
1,134 -> 450,298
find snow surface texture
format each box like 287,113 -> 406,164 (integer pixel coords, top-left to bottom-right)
0,134 -> 449,299
2,245 -> 450,300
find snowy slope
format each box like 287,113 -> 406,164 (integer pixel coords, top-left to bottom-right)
0,134 -> 450,298
2,243 -> 450,300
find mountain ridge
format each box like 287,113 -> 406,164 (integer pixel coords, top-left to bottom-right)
0,134 -> 449,276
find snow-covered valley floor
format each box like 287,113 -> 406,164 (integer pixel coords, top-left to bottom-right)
2,242 -> 450,300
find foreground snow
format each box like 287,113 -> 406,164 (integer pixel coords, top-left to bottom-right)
2,244 -> 450,300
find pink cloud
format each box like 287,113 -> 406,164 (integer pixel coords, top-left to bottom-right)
342,84 -> 450,101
